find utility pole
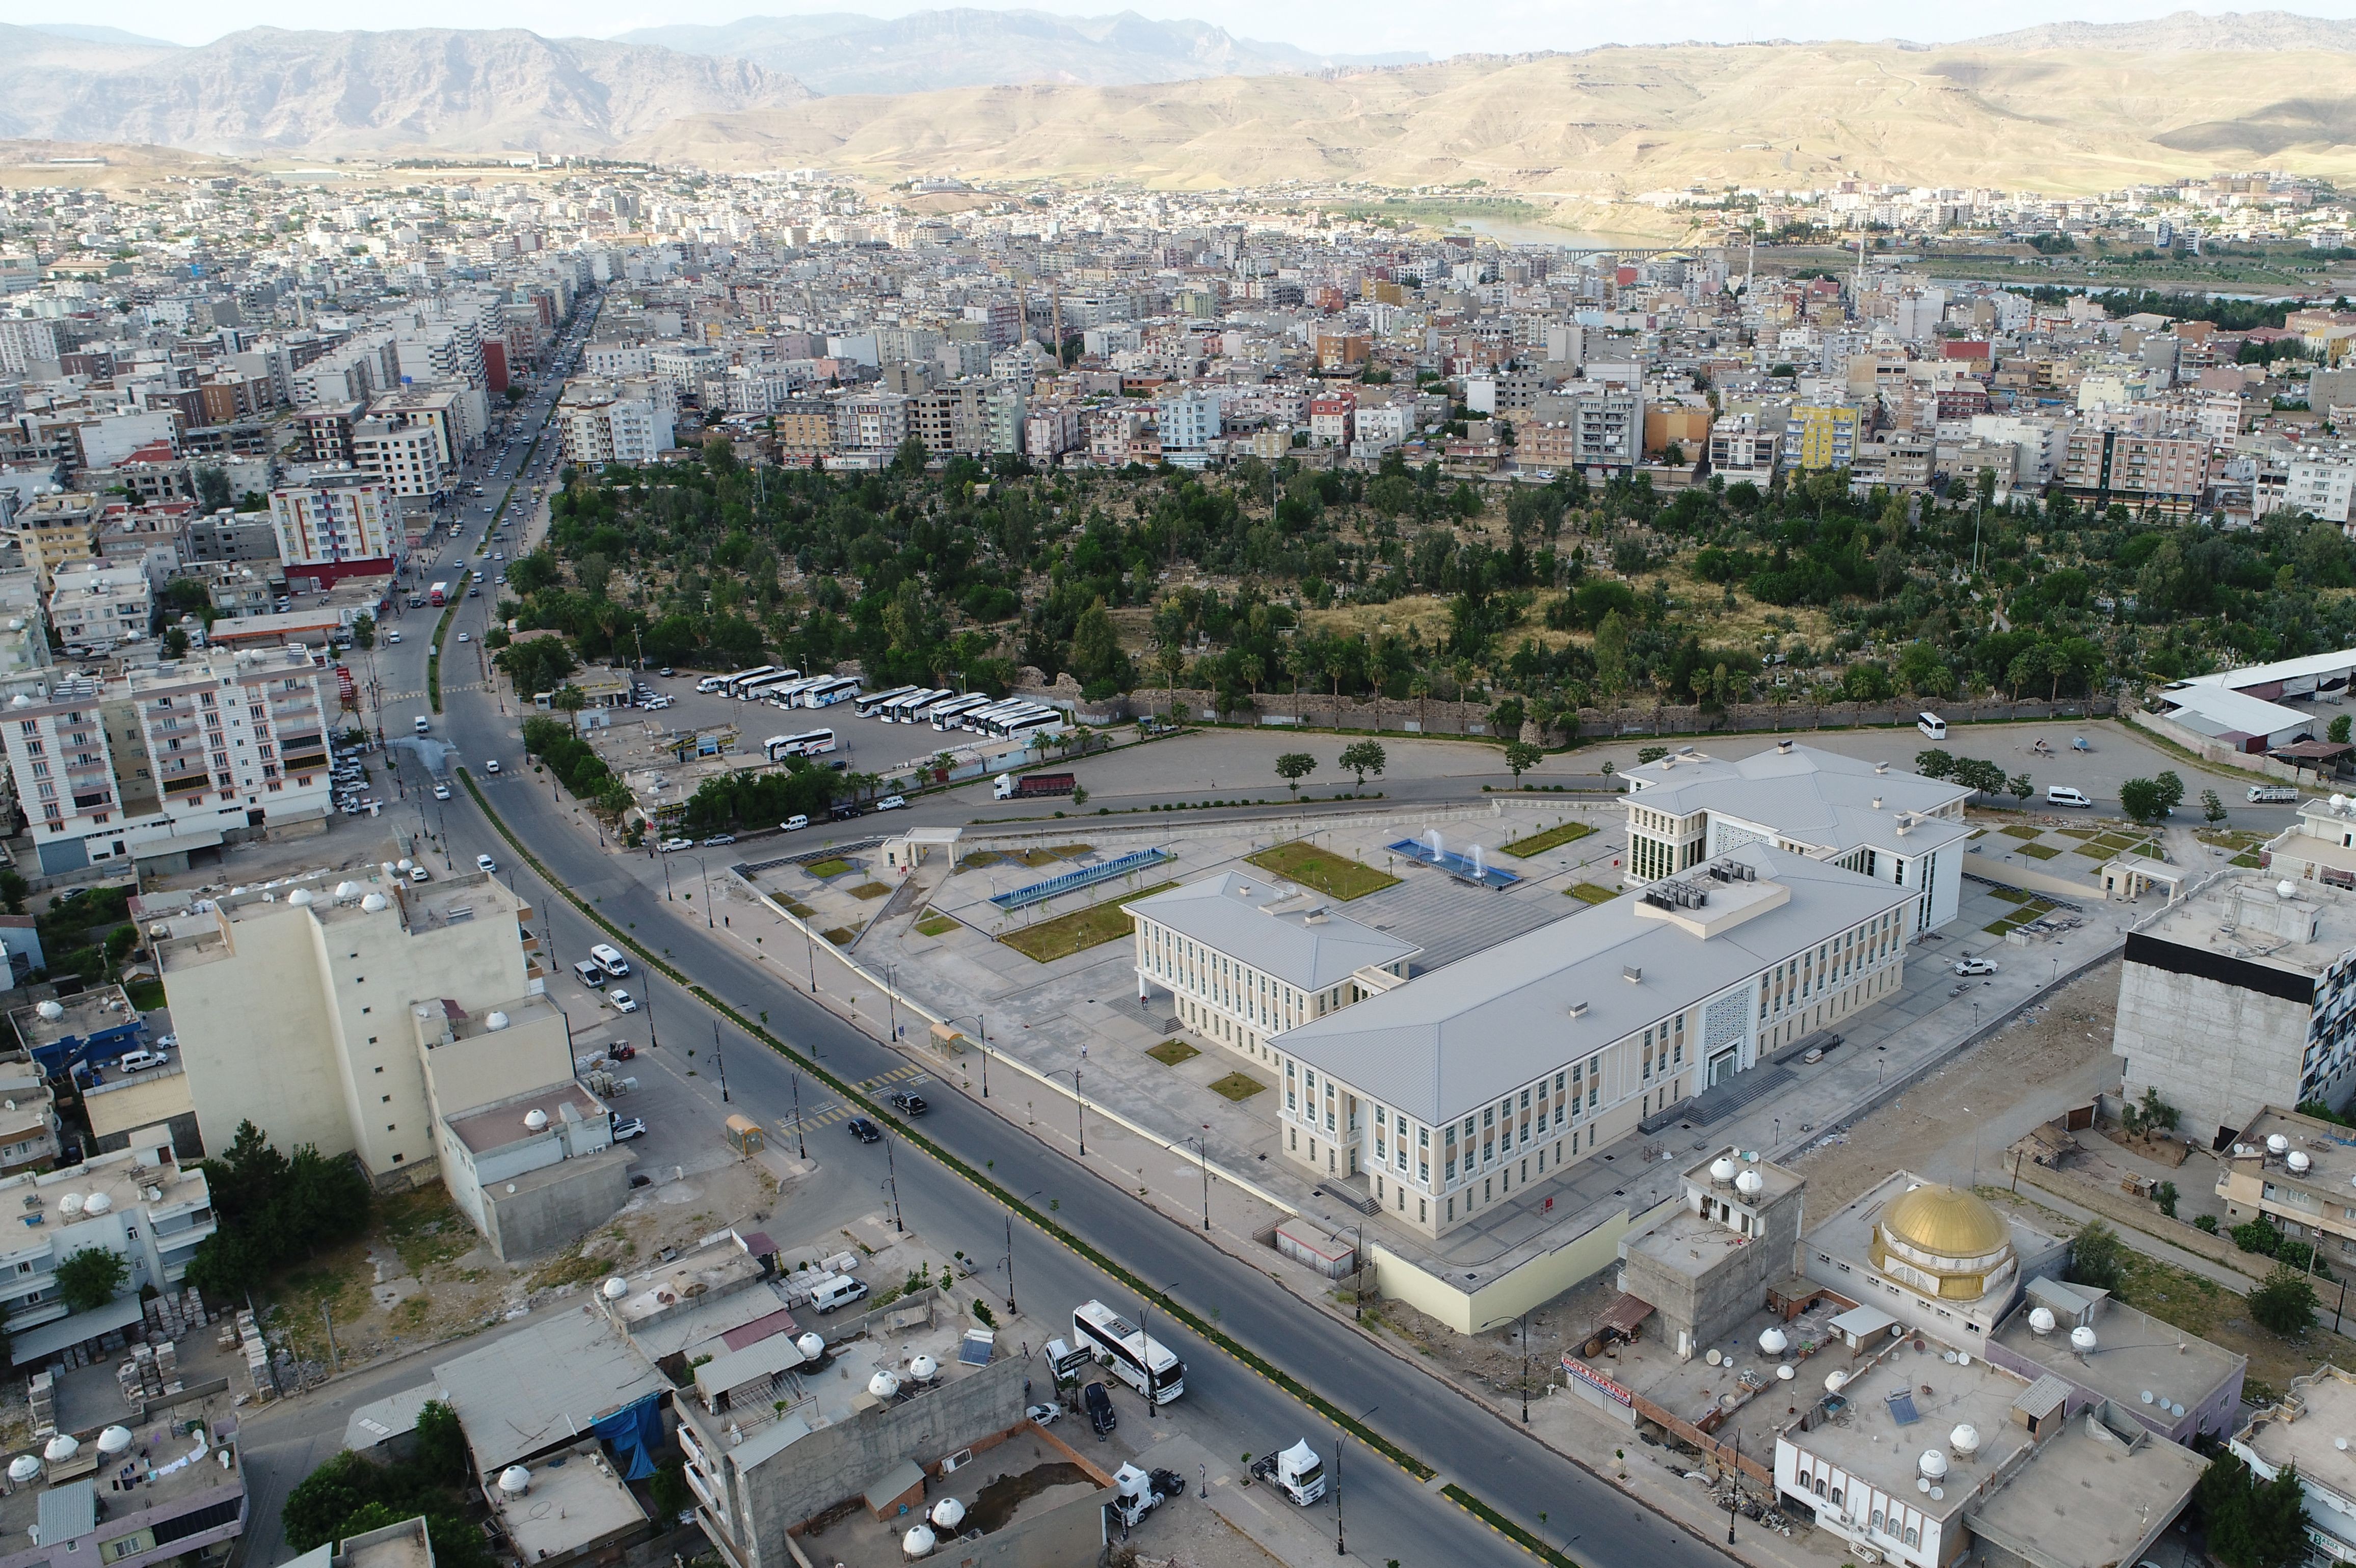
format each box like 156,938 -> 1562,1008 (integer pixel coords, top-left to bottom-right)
790,1070 -> 806,1158
710,1019 -> 730,1103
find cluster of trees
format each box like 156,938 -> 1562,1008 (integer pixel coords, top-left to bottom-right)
283,1402 -> 493,1568
2195,1450 -> 2311,1568
494,635 -> 579,699
32,883 -> 136,987
184,1121 -> 372,1299
1912,750 -> 2033,803
678,758 -> 838,835
520,715 -> 628,817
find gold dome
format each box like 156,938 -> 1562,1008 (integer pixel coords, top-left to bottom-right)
1878,1184 -> 2011,1259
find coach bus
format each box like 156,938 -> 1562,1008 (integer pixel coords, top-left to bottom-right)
1072,1299 -> 1184,1403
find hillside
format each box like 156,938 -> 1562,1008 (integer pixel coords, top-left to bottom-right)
618,9 -> 1424,95
620,37 -> 2356,195
0,25 -> 812,154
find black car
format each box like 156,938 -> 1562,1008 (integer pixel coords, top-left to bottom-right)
845,1117 -> 883,1144
1083,1381 -> 1117,1436
888,1090 -> 928,1116
834,803 -> 865,819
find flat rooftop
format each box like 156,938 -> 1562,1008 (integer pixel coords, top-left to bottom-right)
1606,1294 -> 1860,1458
2130,874 -> 2356,982
2227,1105 -> 2356,1195
446,1081 -> 607,1156
485,1441 -> 645,1563
1989,1292 -> 2244,1417
2238,1365 -> 2356,1505
420,992 -> 564,1048
1129,871 -> 1421,992
1782,1339 -> 2039,1529
158,868 -> 531,975
789,1428 -> 1105,1568
8,985 -> 138,1049
0,1394 -> 243,1546
1621,742 -> 1974,861
1965,1409 -> 2207,1568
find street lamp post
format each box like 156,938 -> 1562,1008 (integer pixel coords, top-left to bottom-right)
1520,1308 -> 1532,1423
882,1136 -> 904,1233
1334,1404 -> 1376,1557
944,1013 -> 989,1096
881,961 -> 900,1043
1049,1067 -> 1086,1156
1137,1284 -> 1181,1419
1181,1131 -> 1211,1231
709,1019 -> 730,1103
789,1069 -> 807,1158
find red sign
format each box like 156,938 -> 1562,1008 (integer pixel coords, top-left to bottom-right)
1563,1355 -> 1634,1407
335,665 -> 357,704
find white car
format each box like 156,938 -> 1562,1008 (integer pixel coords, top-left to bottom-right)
476,853 -> 498,873
409,865 -> 432,883
485,759 -> 501,775
610,990 -> 639,1014
782,814 -> 810,831
457,632 -> 471,643
1953,958 -> 1999,977
876,795 -> 909,812
659,836 -> 693,852
385,630 -> 403,643
434,783 -> 452,800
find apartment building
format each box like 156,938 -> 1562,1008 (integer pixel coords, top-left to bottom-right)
831,390 -> 909,457
16,491 -> 102,591
2286,456 -> 2356,523
2060,428 -> 2210,514
0,1142 -> 214,1363
45,562 -> 152,655
269,477 -> 399,581
1783,403 -> 1861,472
1707,414 -> 1781,482
0,646 -> 333,875
556,379 -> 676,468
351,413 -> 446,502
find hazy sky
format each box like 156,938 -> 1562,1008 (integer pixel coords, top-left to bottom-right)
60,0 -> 2356,56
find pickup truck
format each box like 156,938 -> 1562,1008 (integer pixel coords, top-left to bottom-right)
995,771 -> 1076,800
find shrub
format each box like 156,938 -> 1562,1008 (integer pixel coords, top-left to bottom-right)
2250,1267 -> 2320,1336
2065,1221 -> 2128,1293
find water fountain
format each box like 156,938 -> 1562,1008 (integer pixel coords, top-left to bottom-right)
1426,827 -> 1444,859
1470,843 -> 1487,879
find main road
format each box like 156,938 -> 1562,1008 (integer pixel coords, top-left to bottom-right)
341,316 -> 1739,1568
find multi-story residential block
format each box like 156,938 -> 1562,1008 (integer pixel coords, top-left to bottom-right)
2286,456 -> 2356,522
1307,390 -> 1355,445
2060,428 -> 2209,513
1783,403 -> 1861,471
45,562 -> 152,655
0,1143 -> 215,1363
556,379 -> 675,467
350,413 -> 445,503
269,477 -> 398,582
2233,1365 -> 2356,1564
1,646 -> 333,875
17,491 -> 102,591
1706,413 -> 1780,481
831,390 -> 909,457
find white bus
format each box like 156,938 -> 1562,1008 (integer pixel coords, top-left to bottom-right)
855,685 -> 921,718
926,693 -> 993,729
977,704 -> 1060,738
1916,711 -> 1947,740
761,676 -> 825,708
884,688 -> 951,723
961,698 -> 1038,734
765,729 -> 838,761
720,665 -> 787,699
737,670 -> 806,701
801,677 -> 862,708
1072,1300 -> 1184,1403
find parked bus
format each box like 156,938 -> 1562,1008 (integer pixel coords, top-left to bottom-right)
727,666 -> 796,699
926,693 -> 993,729
883,688 -> 951,723
1072,1300 -> 1184,1403
975,703 -> 1059,738
736,669 -> 806,702
960,698 -> 1037,733
707,665 -> 780,697
855,685 -> 921,718
800,677 -> 862,708
764,729 -> 838,761
996,710 -> 1066,742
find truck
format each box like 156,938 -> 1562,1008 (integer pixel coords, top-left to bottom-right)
1248,1441 -> 1327,1506
429,581 -> 450,606
1105,1464 -> 1186,1529
995,771 -> 1076,801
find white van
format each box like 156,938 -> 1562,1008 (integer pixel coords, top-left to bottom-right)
1916,712 -> 1947,740
2248,784 -> 2300,804
807,1274 -> 870,1314
414,716 -> 431,735
572,959 -> 606,988
2046,785 -> 2094,808
588,943 -> 631,978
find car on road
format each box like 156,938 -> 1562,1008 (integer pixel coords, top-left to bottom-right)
845,1117 -> 882,1144
704,833 -> 736,846
385,630 -> 403,643
434,783 -> 452,800
887,1090 -> 929,1116
1024,1402 -> 1061,1426
834,803 -> 864,819
628,1173 -> 652,1189
876,795 -> 909,812
659,836 -> 693,852
1083,1382 -> 1117,1435
782,814 -> 809,832
609,1116 -> 647,1141
657,667 -> 674,677
409,865 -> 432,884
609,990 -> 639,1013
476,853 -> 498,873
456,631 -> 471,643
485,759 -> 501,775
1953,957 -> 1999,976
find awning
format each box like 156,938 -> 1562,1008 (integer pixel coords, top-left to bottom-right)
1597,1293 -> 1656,1338
10,1295 -> 146,1363
1830,1304 -> 1899,1341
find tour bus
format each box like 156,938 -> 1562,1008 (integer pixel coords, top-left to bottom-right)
961,698 -> 1039,734
1916,711 -> 1947,740
883,688 -> 952,723
704,665 -> 779,697
800,677 -> 862,708
728,666 -> 797,700
764,729 -> 838,761
1072,1299 -> 1184,1404
926,693 -> 994,729
757,676 -> 823,708
737,669 -> 807,702
978,704 -> 1062,739
855,685 -> 921,718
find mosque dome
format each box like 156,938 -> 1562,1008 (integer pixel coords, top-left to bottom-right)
1867,1183 -> 2017,1302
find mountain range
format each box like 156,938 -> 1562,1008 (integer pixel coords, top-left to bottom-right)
613,10 -> 1425,95
9,10 -> 2356,195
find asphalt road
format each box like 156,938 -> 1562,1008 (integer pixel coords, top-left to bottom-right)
324,324 -> 1742,1568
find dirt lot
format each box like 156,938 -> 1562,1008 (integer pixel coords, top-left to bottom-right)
266,1156 -> 778,1374
1791,958 -> 2123,1213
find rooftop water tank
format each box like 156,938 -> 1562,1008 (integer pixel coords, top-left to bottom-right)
524,1108 -> 549,1131
1758,1327 -> 1789,1356
2281,880 -> 2300,900
58,1194 -> 82,1215
2292,1151 -> 2314,1175
335,880 -> 363,900
1950,1424 -> 1980,1457
796,1333 -> 826,1361
84,1192 -> 111,1216
487,1012 -> 510,1031
602,1277 -> 628,1301
2270,1134 -> 2292,1156
1709,1156 -> 1737,1184
908,1354 -> 940,1382
498,1466 -> 530,1497
43,1436 -> 77,1464
396,860 -> 414,874
868,1370 -> 901,1400
286,888 -> 314,907
1825,1370 -> 1849,1394
1735,1169 -> 1765,1197
361,893 -> 390,912
7,1456 -> 40,1483
35,1001 -> 63,1022
1919,1449 -> 1949,1481
930,1497 -> 966,1530
900,1524 -> 935,1560
2028,1307 -> 2056,1336
2071,1326 -> 2098,1354
95,1428 -> 131,1457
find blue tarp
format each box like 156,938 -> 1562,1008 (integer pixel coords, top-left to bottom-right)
591,1391 -> 665,1481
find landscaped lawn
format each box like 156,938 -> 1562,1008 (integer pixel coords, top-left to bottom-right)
1146,1039 -> 1200,1067
1566,882 -> 1619,904
805,858 -> 852,879
2017,843 -> 2063,859
914,913 -> 960,937
1999,824 -> 2044,840
1246,841 -> 1400,900
999,881 -> 1180,963
849,881 -> 892,900
1208,1072 -> 1266,1101
1501,820 -> 1598,858
823,925 -> 861,945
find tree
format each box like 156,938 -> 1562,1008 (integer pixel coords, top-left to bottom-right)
2204,788 -> 2229,825
1274,752 -> 1318,796
162,627 -> 190,658
1503,740 -> 1543,782
2154,1179 -> 2180,1219
2153,769 -> 2185,815
2334,714 -> 2353,746
1952,757 -> 2006,798
2064,1220 -> 2128,1294
194,466 -> 232,512
55,1247 -> 127,1313
1914,748 -> 1956,780
1338,740 -> 1387,790
2009,772 -> 2033,805
349,613 -> 376,651
2251,1267 -> 2320,1336
2120,776 -> 2167,824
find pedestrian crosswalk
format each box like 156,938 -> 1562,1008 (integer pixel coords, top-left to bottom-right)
777,1065 -> 929,1133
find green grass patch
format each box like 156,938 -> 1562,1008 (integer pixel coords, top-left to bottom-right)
2091,835 -> 2139,852
1246,840 -> 1400,901
2017,843 -> 2063,860
1501,820 -> 1597,858
848,881 -> 892,900
1048,843 -> 1095,859
2055,826 -> 2106,840
124,979 -> 166,1013
1146,1039 -> 1201,1067
1207,1072 -> 1266,1102
914,914 -> 960,937
1566,882 -> 1618,904
2131,841 -> 2167,859
1989,886 -> 2037,905
425,599 -> 462,712
784,900 -> 816,918
1014,848 -> 1062,867
379,1188 -> 479,1276
2233,852 -> 2264,868
823,926 -> 860,945
999,880 -> 1180,963
1999,824 -> 2044,840
2069,843 -> 2114,859
805,858 -> 852,879
958,851 -> 1004,869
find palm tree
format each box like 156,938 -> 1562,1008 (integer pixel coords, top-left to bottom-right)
1410,672 -> 1431,734
1239,652 -> 1264,701
1155,642 -> 1185,721
1286,643 -> 1317,724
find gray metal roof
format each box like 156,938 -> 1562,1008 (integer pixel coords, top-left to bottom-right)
1129,871 -> 1420,990
1273,843 -> 1913,1126
435,1306 -> 671,1473
36,1479 -> 95,1545
1626,742 -> 1973,860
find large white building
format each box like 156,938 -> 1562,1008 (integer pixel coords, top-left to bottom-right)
44,562 -> 151,656
269,477 -> 399,581
1620,741 -> 1971,934
0,645 -> 334,875
557,377 -> 675,467
1266,841 -> 1915,1237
